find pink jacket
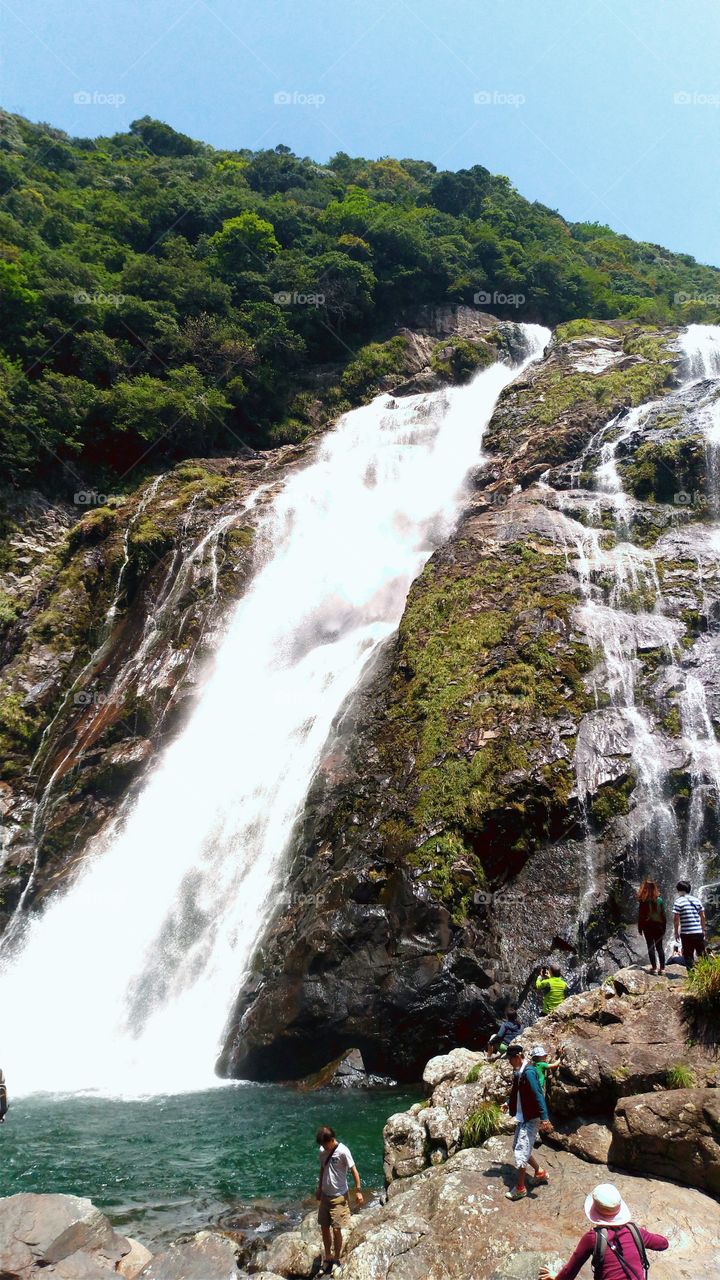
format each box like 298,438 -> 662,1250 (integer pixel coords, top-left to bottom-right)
555,1225 -> 668,1279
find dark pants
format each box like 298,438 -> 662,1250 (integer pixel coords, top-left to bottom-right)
642,927 -> 666,970
680,933 -> 706,968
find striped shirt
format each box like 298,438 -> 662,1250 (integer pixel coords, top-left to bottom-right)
672,894 -> 704,935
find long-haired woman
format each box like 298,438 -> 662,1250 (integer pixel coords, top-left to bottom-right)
636,879 -> 667,974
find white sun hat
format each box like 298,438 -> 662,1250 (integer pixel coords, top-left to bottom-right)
530,1044 -> 546,1058
584,1184 -> 632,1227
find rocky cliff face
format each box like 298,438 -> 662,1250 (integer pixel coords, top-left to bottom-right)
221,318 -> 720,1081
0,305 -> 507,938
3,312 -> 719,1088
0,450 -> 307,931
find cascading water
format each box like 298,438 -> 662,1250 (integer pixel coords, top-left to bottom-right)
0,326 -> 549,1097
550,324 -> 720,920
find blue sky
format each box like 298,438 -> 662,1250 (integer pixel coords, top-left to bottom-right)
2,0 -> 719,265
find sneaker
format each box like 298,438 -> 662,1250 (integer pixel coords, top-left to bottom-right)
533,1169 -> 549,1184
505,1188 -> 528,1201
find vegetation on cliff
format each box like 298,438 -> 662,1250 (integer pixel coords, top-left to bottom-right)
2,109 -> 720,491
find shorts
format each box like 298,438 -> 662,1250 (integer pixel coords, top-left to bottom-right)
318,1193 -> 351,1229
512,1120 -> 540,1170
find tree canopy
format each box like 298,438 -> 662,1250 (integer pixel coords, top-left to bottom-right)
1,109 -> 718,493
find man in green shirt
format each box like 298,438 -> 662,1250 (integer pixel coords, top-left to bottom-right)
536,965 -> 568,1015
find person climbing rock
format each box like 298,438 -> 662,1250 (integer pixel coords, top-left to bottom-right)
530,1044 -> 561,1092
672,879 -> 707,968
315,1125 -> 363,1274
536,964 -> 568,1015
501,1044 -> 552,1201
487,1005 -> 522,1058
636,879 -> 667,974
538,1182 -> 669,1278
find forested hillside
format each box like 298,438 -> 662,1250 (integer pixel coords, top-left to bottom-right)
1,109 -> 719,493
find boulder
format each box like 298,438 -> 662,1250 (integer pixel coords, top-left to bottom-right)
383,1112 -> 427,1182
116,1238 -> 153,1279
610,1089 -> 720,1196
539,970 -> 719,1118
139,1233 -> 240,1280
253,1214 -> 322,1279
0,1194 -> 130,1279
384,967 -> 720,1190
547,1116 -> 612,1164
294,1048 -> 395,1090
422,1048 -> 484,1091
339,1140 -> 719,1280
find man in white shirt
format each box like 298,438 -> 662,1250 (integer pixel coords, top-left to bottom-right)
316,1125 -> 364,1273
673,880 -> 707,968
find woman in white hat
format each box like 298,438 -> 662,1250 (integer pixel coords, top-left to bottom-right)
538,1183 -> 668,1279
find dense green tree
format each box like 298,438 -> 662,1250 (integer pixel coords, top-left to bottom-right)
0,110 -> 717,492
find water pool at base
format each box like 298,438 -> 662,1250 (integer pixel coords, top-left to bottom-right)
0,1085 -> 418,1248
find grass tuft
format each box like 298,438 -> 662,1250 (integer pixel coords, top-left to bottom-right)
460,1101 -> 502,1148
666,1062 -> 695,1089
685,955 -> 720,1016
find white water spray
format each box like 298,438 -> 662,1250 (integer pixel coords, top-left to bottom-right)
0,327 -> 549,1097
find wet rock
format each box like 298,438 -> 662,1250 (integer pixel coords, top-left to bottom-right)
294,1048 -> 395,1090
252,1213 -> 322,1279
139,1232 -> 241,1280
610,1089 -> 720,1196
116,1238 -> 153,1279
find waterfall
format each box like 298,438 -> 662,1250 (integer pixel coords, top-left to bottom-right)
0,326 -> 549,1097
553,326 -> 720,918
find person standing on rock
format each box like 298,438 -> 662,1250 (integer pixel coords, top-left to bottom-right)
538,1182 -> 668,1279
536,965 -> 568,1015
502,1044 -> 552,1201
672,880 -> 707,968
636,879 -> 667,974
315,1125 -> 364,1273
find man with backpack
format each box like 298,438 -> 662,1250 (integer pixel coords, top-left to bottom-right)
538,1183 -> 668,1278
502,1044 -> 552,1201
315,1125 -> 364,1274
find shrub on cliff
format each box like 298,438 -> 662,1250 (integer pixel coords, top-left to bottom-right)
685,955 -> 720,1018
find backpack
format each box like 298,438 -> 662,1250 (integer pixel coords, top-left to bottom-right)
592,1225 -> 649,1279
645,896 -> 666,927
0,1069 -> 8,1122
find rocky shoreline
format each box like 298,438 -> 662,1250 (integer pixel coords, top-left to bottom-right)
4,966 -> 717,1280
